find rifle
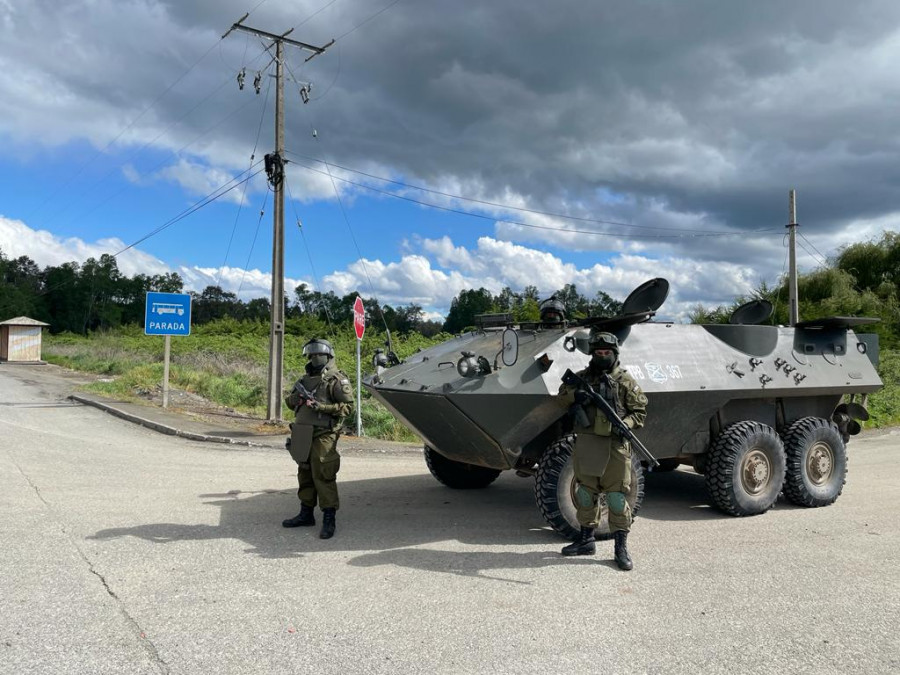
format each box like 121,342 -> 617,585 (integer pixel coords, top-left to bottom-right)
561,368 -> 659,468
290,381 -> 319,410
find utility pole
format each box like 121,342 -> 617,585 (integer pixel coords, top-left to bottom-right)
224,15 -> 333,421
787,189 -> 799,326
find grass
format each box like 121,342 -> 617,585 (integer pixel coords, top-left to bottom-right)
43,322 -> 432,441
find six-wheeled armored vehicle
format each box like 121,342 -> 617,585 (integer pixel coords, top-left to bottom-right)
364,279 -> 882,540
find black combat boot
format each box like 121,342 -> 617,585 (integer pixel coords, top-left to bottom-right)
561,526 -> 596,556
319,508 -> 336,539
282,504 -> 315,528
614,530 -> 633,571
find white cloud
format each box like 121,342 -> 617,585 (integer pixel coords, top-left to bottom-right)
0,215 -> 169,277
156,159 -> 253,205
0,215 -> 310,300
0,214 -> 855,323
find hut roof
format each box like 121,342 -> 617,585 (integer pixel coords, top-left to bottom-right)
0,316 -> 50,327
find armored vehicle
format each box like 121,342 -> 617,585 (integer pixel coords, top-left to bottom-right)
364,279 -> 882,540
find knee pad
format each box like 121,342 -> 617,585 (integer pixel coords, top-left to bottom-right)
574,484 -> 595,508
607,491 -> 627,515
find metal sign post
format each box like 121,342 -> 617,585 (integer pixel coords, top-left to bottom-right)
144,292 -> 192,409
353,296 -> 366,436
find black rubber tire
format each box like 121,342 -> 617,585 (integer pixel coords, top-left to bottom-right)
534,434 -> 645,541
782,417 -> 847,507
423,446 -> 501,489
651,458 -> 681,473
705,421 -> 786,517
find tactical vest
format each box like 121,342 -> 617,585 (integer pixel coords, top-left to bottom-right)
580,367 -> 628,436
293,368 -> 345,430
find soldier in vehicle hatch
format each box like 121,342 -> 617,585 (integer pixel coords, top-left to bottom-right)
539,296 -> 567,326
556,330 -> 648,570
282,338 -> 355,539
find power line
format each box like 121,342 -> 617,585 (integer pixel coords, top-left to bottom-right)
282,150 -> 778,236
286,181 -> 324,296
25,23 -> 243,222
217,75 -> 273,288
335,0 -> 405,40
113,164 -> 264,257
238,187 -> 271,294
45,43 -> 275,233
797,239 -> 828,267
286,156 -> 781,240
36,164 -> 264,299
292,0 -> 342,31
55,83 -> 268,233
799,232 -> 829,264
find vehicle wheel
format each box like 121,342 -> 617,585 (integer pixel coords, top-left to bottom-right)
705,421 -> 786,517
651,458 -> 681,473
423,446 -> 501,489
782,417 -> 847,507
534,434 -> 645,541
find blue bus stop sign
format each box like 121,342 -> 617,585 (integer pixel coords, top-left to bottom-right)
145,292 -> 192,336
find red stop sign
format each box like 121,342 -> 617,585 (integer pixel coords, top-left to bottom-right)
353,296 -> 366,340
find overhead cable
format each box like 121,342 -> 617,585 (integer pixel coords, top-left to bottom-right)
287,157 -> 780,240
283,150 -> 778,236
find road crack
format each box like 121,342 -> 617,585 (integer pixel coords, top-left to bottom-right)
6,448 -> 171,674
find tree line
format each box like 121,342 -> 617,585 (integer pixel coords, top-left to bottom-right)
689,231 -> 900,348
0,246 -> 621,337
2,231 -> 898,346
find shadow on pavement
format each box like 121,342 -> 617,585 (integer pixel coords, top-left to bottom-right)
640,469 -> 732,522
88,464 -> 733,581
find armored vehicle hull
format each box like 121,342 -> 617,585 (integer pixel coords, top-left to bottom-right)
365,296 -> 882,539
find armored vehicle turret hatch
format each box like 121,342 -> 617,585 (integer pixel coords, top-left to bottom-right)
364,279 -> 882,540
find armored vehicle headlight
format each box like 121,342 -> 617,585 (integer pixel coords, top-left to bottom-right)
457,352 -> 479,378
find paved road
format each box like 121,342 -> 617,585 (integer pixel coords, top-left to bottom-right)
1,367 -> 898,674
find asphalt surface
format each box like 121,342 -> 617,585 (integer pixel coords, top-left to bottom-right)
1,364 -> 898,674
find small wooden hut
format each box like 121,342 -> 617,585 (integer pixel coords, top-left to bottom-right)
0,316 -> 50,364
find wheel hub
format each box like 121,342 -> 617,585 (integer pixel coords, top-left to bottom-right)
807,441 -> 834,486
741,449 -> 771,495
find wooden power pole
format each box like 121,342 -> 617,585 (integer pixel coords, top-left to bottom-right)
224,16 -> 332,421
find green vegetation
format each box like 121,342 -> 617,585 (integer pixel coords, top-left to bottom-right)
867,350 -> 900,428
43,318 -> 446,441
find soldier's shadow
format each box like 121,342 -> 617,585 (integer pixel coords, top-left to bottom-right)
88,466 -> 723,579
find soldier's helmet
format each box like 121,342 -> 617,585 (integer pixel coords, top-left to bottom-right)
588,330 -> 619,354
539,297 -> 566,324
302,338 -> 335,359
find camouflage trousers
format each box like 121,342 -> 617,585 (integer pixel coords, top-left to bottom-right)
573,438 -> 633,533
296,431 -> 341,510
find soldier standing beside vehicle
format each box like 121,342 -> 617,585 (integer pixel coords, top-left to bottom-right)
282,338 -> 354,539
557,330 -> 647,570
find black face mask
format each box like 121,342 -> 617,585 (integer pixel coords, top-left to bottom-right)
590,354 -> 616,372
307,354 -> 329,373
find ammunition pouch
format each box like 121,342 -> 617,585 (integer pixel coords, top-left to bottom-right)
593,414 -> 612,437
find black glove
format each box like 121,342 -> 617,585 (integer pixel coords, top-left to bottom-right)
574,390 -> 591,406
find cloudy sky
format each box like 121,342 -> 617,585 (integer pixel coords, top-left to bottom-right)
2,0 -> 899,321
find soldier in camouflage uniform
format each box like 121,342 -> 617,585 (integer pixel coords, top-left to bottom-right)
282,338 -> 354,539
557,330 -> 647,570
